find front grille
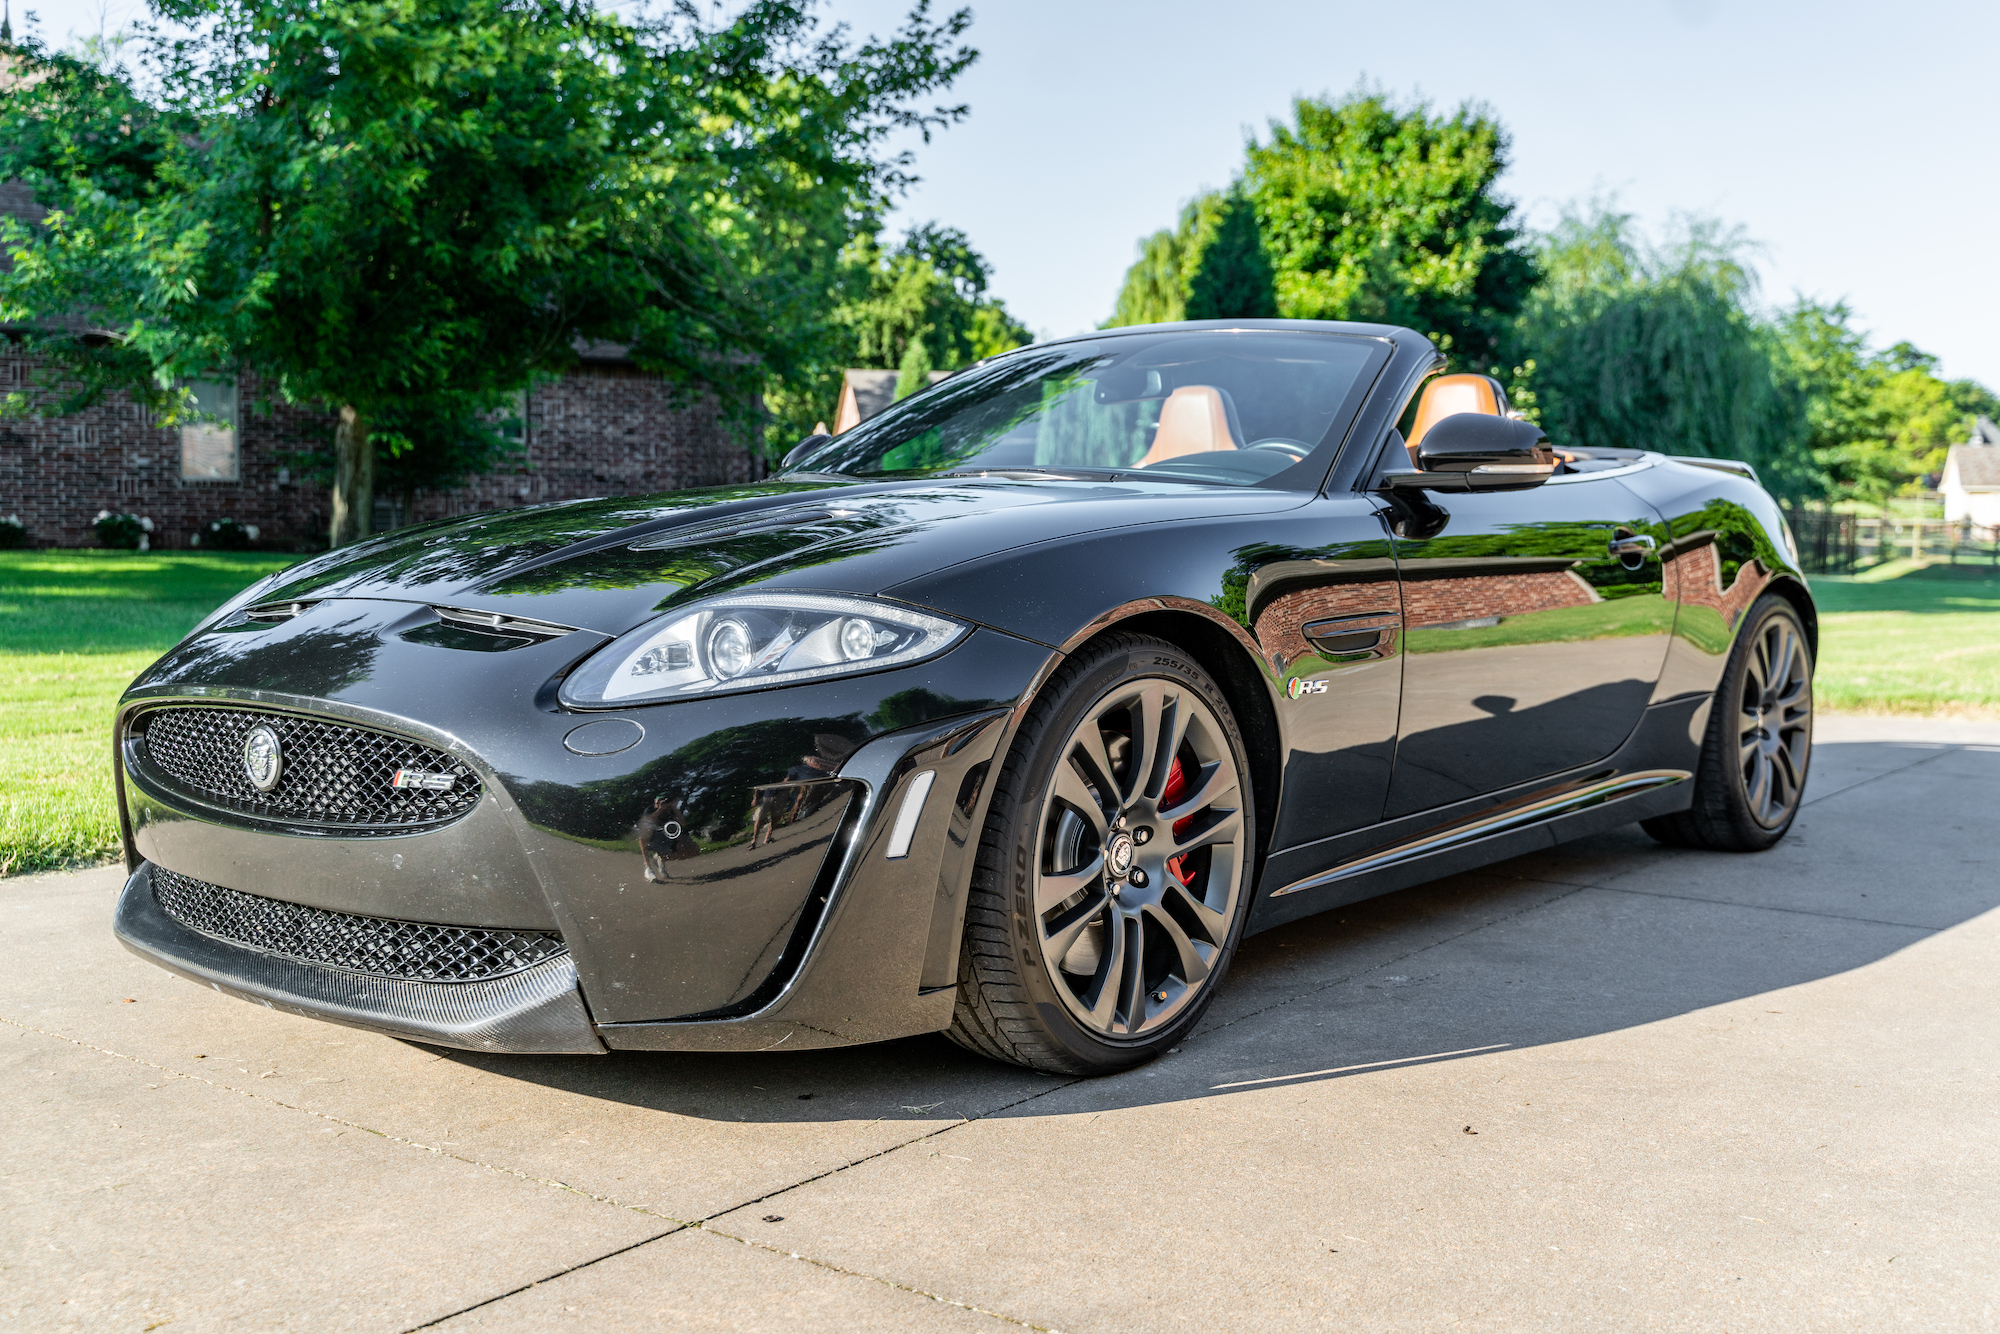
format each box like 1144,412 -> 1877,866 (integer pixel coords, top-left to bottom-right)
151,866 -> 567,982
137,706 -> 481,832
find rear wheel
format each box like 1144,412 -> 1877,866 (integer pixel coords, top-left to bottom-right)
946,634 -> 1255,1075
1643,593 -> 1814,851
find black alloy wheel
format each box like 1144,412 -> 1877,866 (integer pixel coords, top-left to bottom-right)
947,634 -> 1255,1075
1644,593 -> 1814,852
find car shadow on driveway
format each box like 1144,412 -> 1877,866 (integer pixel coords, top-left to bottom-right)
428,739 -> 1999,1122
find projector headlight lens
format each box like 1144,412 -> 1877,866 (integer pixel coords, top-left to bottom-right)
559,593 -> 969,708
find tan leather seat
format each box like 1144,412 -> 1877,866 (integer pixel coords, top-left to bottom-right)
1406,374 -> 1509,462
1137,385 -> 1239,467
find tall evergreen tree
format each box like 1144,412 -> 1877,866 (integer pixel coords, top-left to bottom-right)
1184,192 -> 1276,321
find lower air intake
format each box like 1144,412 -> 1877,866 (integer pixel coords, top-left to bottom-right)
150,866 -> 567,983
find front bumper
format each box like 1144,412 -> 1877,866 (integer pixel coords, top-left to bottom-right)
115,862 -> 605,1053
113,613 -> 1046,1054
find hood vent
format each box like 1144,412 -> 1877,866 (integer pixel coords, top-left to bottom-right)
431,606 -> 577,641
626,507 -> 848,551
242,599 -> 319,623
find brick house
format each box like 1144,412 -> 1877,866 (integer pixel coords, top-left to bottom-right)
1,183 -> 764,550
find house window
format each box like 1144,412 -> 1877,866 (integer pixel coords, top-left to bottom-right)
499,389 -> 529,444
180,378 -> 239,480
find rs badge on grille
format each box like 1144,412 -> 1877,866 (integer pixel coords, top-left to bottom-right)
392,769 -> 458,792
241,725 -> 284,792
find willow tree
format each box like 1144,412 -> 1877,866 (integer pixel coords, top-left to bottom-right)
0,0 -> 974,545
1514,205 -> 1816,499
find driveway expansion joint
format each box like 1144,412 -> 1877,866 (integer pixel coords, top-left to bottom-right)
404,1080 -> 1086,1332
1590,883 -> 1938,932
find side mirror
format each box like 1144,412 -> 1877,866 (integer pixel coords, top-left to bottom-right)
1380,414 -> 1556,493
780,433 -> 832,471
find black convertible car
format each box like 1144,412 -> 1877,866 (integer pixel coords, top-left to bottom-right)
113,320 -> 1815,1075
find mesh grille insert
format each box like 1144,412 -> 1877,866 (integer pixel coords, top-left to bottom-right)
138,706 -> 481,832
151,866 -> 567,982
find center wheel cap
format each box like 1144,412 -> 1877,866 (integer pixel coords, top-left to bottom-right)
1106,832 -> 1136,879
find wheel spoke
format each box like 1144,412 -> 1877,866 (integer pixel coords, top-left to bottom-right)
1161,758 -> 1234,821
1773,624 -> 1799,688
1051,761 -> 1110,840
1085,909 -> 1130,1029
1073,721 -> 1123,809
1145,903 -> 1212,988
1037,852 -> 1105,915
1115,915 -> 1147,1031
1043,892 -> 1108,966
1163,877 -> 1229,942
1773,741 -> 1804,807
1124,681 -> 1171,803
1168,807 -> 1241,858
1744,749 -> 1773,819
1746,634 -> 1771,702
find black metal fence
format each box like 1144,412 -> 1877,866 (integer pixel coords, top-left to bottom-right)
1784,507 -> 2000,575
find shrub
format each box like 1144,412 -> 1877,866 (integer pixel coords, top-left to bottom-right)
191,517 -> 260,551
93,510 -> 154,551
0,515 -> 28,550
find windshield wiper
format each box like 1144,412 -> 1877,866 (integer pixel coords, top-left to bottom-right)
935,467 -> 1113,482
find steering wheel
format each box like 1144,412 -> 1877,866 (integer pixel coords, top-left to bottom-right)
1245,438 -> 1312,458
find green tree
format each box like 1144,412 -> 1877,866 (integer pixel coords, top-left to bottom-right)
893,335 -> 934,400
1514,204 -> 1817,499
1106,189 -> 1274,326
1185,192 -> 1277,321
1773,302 -> 2000,501
837,223 -> 1029,374
0,0 -> 975,545
765,219 -> 1027,440
1242,89 -> 1537,365
1105,217 -> 1196,327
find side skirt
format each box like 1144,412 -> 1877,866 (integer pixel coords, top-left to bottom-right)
1248,692 -> 1708,935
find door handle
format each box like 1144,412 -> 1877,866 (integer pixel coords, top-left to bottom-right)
1608,533 -> 1657,569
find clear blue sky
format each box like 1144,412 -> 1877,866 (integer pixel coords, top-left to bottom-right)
18,0 -> 1999,388
845,0 -> 2000,390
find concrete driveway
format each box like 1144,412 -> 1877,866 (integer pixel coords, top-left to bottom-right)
5,714 -> 1997,1332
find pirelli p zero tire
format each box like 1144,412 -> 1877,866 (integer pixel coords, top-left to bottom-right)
1644,593 -> 1814,853
946,634 -> 1256,1075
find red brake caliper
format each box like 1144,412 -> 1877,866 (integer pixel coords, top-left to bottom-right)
1161,757 -> 1195,887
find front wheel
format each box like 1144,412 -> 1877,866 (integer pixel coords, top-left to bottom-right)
946,634 -> 1255,1075
1643,593 -> 1814,851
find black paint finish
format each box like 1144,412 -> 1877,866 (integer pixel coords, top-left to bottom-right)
112,319 -> 1811,1056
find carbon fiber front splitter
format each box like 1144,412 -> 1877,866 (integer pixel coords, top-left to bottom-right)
113,862 -> 606,1054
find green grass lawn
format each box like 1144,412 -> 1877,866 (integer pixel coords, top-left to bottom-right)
1810,560 -> 2000,715
1,549 -> 1994,877
0,550 -> 296,875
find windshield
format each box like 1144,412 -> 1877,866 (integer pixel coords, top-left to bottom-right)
785,330 -> 1381,487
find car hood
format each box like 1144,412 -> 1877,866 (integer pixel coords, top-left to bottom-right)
206,475 -> 1308,640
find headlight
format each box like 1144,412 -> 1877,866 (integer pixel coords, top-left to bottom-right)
559,592 -> 970,707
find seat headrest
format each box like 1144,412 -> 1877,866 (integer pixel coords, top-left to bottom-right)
1407,374 -> 1511,458
1138,385 -> 1240,467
